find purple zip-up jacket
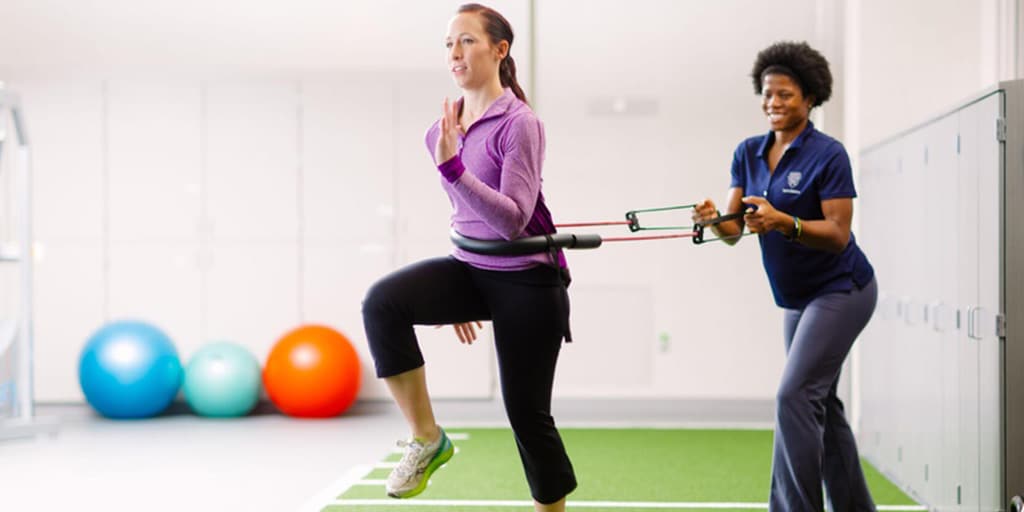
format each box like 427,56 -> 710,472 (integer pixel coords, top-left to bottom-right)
425,88 -> 566,272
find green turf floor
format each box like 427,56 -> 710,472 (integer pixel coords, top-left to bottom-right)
322,428 -> 917,511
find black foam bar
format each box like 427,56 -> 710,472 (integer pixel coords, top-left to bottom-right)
450,230 -> 603,255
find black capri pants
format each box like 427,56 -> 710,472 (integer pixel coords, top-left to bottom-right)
361,256 -> 577,504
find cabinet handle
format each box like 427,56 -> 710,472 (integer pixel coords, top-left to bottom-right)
967,306 -> 974,339
902,298 -> 921,326
974,307 -> 985,340
967,306 -> 982,340
930,302 -> 944,332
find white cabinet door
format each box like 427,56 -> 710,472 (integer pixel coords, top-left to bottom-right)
205,81 -> 299,243
929,113 -> 962,512
888,143 -> 905,474
974,92 -> 1003,512
107,81 -> 202,242
855,152 -> 882,458
857,145 -> 893,471
300,78 -> 395,244
897,130 -> 928,491
957,101 -> 981,512
15,79 -> 105,243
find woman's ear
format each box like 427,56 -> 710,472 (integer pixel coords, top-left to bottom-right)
495,40 -> 510,60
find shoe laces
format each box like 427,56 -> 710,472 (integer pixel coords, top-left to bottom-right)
394,438 -> 426,477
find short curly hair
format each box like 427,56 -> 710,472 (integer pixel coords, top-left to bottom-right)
751,41 -> 832,107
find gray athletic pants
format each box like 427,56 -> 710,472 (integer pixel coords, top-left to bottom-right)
770,277 -> 878,512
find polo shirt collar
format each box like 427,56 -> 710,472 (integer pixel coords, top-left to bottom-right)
756,120 -> 817,158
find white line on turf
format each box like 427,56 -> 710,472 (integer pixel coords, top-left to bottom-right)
294,464 -> 372,512
328,499 -> 926,510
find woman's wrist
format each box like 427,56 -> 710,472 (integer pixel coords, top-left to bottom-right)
708,209 -> 723,234
780,213 -> 801,241
437,154 -> 465,183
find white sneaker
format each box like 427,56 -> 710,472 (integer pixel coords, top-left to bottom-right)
386,427 -> 455,499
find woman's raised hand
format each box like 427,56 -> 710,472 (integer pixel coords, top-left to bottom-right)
434,97 -> 461,165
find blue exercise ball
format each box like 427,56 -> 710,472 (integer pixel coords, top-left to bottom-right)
183,342 -> 261,418
78,320 -> 183,419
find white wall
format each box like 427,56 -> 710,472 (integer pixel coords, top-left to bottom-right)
0,0 -> 533,81
1,0 -> 836,403
844,0 -> 1022,151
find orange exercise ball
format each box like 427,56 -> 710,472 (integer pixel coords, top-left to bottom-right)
263,325 -> 361,418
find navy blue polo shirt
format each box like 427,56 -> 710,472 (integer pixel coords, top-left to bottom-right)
730,121 -> 874,309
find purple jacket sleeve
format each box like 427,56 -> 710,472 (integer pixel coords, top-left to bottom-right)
446,114 -> 545,240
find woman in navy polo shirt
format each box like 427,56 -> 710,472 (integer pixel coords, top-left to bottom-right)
694,41 -> 877,512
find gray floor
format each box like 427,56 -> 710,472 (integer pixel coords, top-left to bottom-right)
0,399 -> 773,512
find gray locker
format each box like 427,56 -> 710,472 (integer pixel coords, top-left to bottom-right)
859,81 -> 1022,512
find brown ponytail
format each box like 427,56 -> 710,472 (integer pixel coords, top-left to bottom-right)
458,3 -> 528,105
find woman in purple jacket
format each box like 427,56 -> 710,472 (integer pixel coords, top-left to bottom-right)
361,4 -> 575,511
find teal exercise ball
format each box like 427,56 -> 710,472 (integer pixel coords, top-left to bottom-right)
183,342 -> 261,417
78,320 -> 183,419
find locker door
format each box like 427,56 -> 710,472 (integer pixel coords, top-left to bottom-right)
877,143 -> 901,473
957,101 -> 981,512
899,130 -> 928,493
974,92 -> 1003,512
893,138 -> 920,484
922,114 -> 959,507
927,113 -> 962,512
856,151 -> 881,456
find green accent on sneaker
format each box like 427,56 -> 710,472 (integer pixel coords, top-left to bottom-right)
388,429 -> 455,499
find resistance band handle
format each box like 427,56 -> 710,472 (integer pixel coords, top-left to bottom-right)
694,211 -> 747,229
625,211 -> 641,232
692,211 -> 748,244
450,230 -> 603,255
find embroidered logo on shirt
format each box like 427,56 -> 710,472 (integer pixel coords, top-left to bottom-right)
783,171 -> 802,195
786,171 -> 802,188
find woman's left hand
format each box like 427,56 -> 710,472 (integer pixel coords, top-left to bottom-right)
434,97 -> 461,165
436,321 -> 484,345
740,196 -> 786,234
